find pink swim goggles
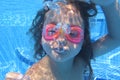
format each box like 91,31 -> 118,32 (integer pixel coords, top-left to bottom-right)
42,23 -> 84,44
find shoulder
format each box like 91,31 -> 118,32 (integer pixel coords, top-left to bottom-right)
25,56 -> 54,80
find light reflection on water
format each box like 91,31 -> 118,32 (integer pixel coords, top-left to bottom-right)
91,47 -> 120,80
0,0 -> 120,80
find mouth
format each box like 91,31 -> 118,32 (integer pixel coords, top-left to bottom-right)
53,47 -> 66,54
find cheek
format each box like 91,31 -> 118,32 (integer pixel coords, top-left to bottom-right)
41,36 -> 83,55
41,37 -> 52,54
68,41 -> 83,54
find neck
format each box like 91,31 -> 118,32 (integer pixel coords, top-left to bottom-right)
48,56 -> 74,79
49,57 -> 74,72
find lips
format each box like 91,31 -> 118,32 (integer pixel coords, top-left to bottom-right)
53,47 -> 65,54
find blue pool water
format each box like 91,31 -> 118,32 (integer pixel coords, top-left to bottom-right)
0,0 -> 120,80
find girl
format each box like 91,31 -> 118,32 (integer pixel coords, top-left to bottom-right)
6,0 -> 120,80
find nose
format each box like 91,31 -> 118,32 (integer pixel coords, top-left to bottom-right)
52,37 -> 67,54
56,37 -> 67,46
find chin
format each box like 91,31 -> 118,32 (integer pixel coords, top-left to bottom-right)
49,54 -> 75,62
53,58 -> 69,62
47,49 -> 80,62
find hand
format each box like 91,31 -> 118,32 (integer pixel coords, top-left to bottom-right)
5,72 -> 23,80
90,0 -> 114,6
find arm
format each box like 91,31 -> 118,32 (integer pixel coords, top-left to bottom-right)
91,0 -> 120,57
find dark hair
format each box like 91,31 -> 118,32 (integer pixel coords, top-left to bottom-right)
29,1 -> 97,80
73,1 -> 97,80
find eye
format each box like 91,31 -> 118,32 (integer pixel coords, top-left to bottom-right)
69,30 -> 79,38
65,26 -> 84,43
48,28 -> 57,36
43,23 -> 59,40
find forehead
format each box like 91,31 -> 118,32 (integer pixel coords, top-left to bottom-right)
44,3 -> 84,28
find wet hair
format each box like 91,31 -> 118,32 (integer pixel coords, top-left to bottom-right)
73,1 -> 97,80
28,1 -> 97,80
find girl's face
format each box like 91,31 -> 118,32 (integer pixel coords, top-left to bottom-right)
41,3 -> 84,62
